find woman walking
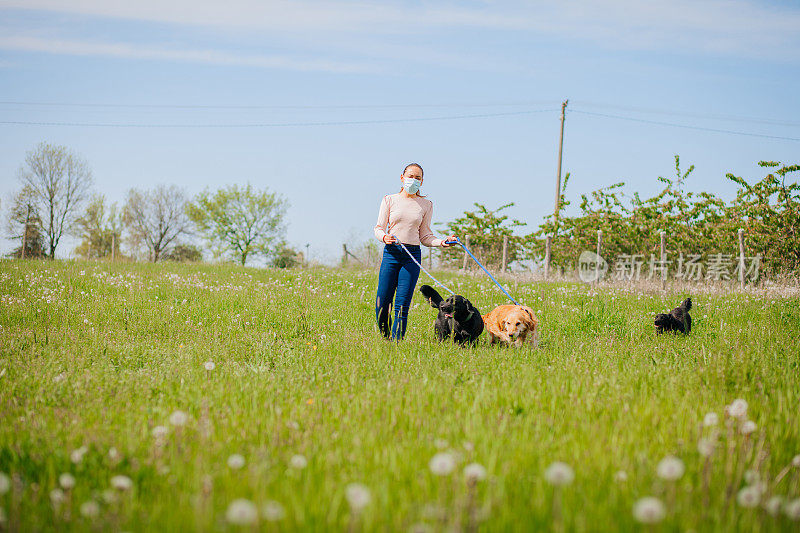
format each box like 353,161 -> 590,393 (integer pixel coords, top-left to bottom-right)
373,163 -> 455,340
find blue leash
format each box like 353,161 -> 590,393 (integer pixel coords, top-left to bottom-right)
390,235 -> 455,295
449,237 -> 520,305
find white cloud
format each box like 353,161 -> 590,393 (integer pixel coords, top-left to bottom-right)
0,34 -> 373,72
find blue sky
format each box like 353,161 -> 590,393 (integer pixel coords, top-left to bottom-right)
1,0 -> 799,262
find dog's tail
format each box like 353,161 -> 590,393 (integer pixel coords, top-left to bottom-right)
419,284 -> 443,308
680,297 -> 692,312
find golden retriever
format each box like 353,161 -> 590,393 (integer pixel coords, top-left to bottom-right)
482,305 -> 539,347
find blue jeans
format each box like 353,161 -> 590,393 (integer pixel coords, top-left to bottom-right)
376,244 -> 421,340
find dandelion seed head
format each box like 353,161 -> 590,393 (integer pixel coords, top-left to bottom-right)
743,470 -> 760,485
110,475 -> 133,491
703,412 -> 719,426
737,486 -> 761,508
226,498 -> 258,525
656,456 -> 685,481
227,454 -> 245,470
80,500 -> 100,518
289,454 -> 308,470
429,452 -> 457,476
59,473 -> 76,490
345,483 -> 371,512
152,425 -> 168,439
785,498 -> 800,520
698,437 -> 715,457
764,495 -> 783,516
792,455 -> 800,468
728,399 -> 748,419
544,462 -> 575,486
633,497 -> 666,524
49,488 -> 65,506
70,446 -> 88,464
740,420 -> 757,435
204,361 -> 215,371
614,470 -> 628,483
463,463 -> 487,482
262,500 -> 285,521
169,410 -> 188,427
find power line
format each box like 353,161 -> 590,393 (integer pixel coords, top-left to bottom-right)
569,109 -> 800,142
0,100 -> 553,110
0,108 -> 557,128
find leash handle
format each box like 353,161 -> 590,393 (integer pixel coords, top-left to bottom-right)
452,237 -> 520,305
389,235 -> 455,295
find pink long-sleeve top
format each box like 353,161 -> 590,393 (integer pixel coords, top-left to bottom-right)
374,193 -> 443,247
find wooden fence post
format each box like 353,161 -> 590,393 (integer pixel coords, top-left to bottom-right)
660,230 -> 666,289
342,244 -> 348,266
738,228 -> 745,289
596,229 -> 603,284
462,235 -> 470,271
501,235 -> 508,273
544,235 -> 551,280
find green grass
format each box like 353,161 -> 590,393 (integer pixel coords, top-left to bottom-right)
1,260 -> 799,531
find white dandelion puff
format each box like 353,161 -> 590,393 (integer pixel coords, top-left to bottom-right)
737,486 -> 761,508
740,420 -> 757,435
464,463 -> 487,483
698,437 -> 715,457
262,500 -> 285,521
633,497 -> 666,524
728,399 -> 748,419
764,495 -> 783,516
0,473 -> 9,495
791,455 -> 800,468
289,454 -> 308,470
59,473 -> 76,490
204,361 -> 215,371
110,475 -> 133,491
108,447 -> 120,461
429,452 -> 457,476
152,426 -> 168,439
79,500 -> 100,518
703,412 -> 719,426
614,470 -> 628,483
226,499 -> 258,525
656,456 -> 685,481
743,470 -> 760,485
49,488 -> 65,506
169,410 -> 188,427
544,462 -> 575,486
70,446 -> 88,464
785,498 -> 800,520
345,483 -> 371,512
227,454 -> 245,470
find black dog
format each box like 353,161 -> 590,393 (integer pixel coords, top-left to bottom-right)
654,297 -> 692,334
419,285 -> 483,344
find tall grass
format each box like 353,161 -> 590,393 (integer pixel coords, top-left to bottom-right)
0,260 -> 798,531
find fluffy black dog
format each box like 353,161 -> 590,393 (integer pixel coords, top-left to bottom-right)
654,297 -> 692,334
419,284 -> 484,344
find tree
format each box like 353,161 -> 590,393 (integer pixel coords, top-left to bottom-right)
162,244 -> 203,263
14,142 -> 94,258
438,203 -> 526,268
187,184 -> 288,266
270,242 -> 301,268
74,194 -> 122,259
5,187 -> 47,259
123,185 -> 191,262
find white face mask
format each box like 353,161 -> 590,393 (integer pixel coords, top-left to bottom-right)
403,177 -> 421,195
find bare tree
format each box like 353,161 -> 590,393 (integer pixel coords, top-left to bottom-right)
15,142 -> 94,258
123,185 -> 191,262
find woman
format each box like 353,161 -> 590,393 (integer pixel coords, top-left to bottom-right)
373,163 -> 456,340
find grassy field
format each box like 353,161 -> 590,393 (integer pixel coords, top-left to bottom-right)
1,259 -> 799,532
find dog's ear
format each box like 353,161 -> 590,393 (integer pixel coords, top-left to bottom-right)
419,284 -> 443,308
522,307 -> 538,328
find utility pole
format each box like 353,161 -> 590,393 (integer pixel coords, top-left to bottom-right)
554,99 -> 568,224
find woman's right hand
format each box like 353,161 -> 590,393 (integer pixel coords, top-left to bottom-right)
382,235 -> 398,244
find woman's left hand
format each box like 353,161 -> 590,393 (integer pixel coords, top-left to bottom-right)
441,235 -> 458,248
